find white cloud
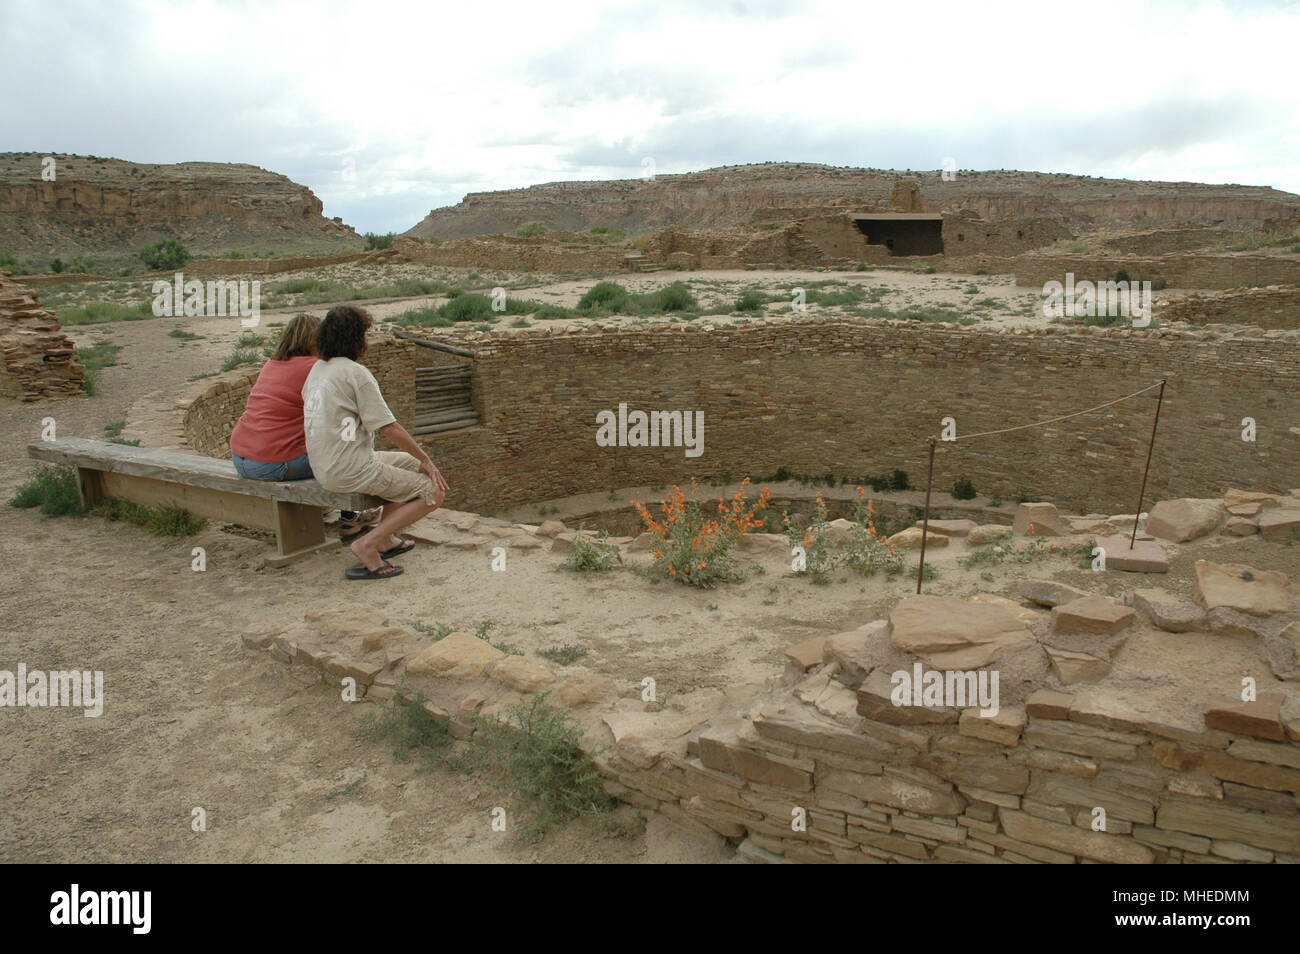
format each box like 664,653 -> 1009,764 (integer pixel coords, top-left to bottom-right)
0,0 -> 1296,233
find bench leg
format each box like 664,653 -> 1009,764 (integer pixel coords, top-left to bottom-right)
75,467 -> 104,509
267,500 -> 335,567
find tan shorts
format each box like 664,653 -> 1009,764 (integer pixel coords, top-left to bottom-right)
367,451 -> 440,505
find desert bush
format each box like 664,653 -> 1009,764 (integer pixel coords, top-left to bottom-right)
647,281 -> 696,312
9,466 -> 86,516
516,221 -> 548,237
563,530 -> 623,573
363,231 -> 395,250
951,476 -> 978,500
219,347 -> 262,373
138,239 -> 191,271
59,301 -> 152,326
633,478 -> 770,588
577,280 -> 631,311
537,644 -> 589,666
465,692 -> 613,841
786,488 -> 903,583
734,288 -> 767,312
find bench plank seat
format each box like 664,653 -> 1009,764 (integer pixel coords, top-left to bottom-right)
27,438 -> 384,566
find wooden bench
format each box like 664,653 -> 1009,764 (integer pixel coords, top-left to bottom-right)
27,438 -> 383,566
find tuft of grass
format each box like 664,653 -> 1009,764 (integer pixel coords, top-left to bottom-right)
95,498 -> 206,535
219,348 -> 262,373
9,466 -> 86,516
465,692 -> 614,841
76,341 -> 122,395
168,328 -> 202,340
536,644 -> 589,666
59,301 -> 152,326
103,420 -> 126,438
563,530 -> 623,573
360,692 -> 453,764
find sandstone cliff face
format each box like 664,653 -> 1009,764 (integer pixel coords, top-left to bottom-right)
0,153 -> 360,259
405,162 -> 1300,239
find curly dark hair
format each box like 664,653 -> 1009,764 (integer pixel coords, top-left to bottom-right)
318,305 -> 373,361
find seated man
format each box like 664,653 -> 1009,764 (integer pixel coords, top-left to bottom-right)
303,305 -> 449,579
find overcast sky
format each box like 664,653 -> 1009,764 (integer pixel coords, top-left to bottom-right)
3,0 -> 1298,234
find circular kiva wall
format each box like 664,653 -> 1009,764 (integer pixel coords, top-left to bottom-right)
181,320 -> 1300,515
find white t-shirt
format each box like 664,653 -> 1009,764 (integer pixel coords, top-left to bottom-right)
302,357 -> 397,493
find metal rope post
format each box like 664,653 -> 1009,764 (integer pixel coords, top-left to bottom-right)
1130,379 -> 1167,549
917,437 -> 936,594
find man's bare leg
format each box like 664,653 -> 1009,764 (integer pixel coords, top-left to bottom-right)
350,494 -> 443,570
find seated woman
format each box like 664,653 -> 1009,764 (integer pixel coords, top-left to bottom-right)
303,305 -> 450,580
229,313 -> 377,538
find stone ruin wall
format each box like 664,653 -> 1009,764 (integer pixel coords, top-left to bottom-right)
179,319 -> 1300,518
1158,286 -> 1300,330
0,273 -> 84,401
1015,252 -> 1299,290
600,676 -> 1300,864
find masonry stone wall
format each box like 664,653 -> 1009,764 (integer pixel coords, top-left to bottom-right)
0,272 -> 85,401
1158,286 -> 1300,330
180,320 -> 1300,517
600,677 -> 1300,864
1015,252 -> 1300,290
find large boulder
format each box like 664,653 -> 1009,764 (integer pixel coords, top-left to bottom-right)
967,524 -> 1012,546
889,595 -> 1035,669
888,526 -> 948,549
1194,561 -> 1292,617
1011,502 -> 1069,537
1144,498 -> 1225,543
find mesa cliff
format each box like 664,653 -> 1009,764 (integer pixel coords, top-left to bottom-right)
0,153 -> 361,263
405,162 -> 1300,239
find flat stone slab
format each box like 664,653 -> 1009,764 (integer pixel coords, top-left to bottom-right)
1223,516 -> 1260,536
1129,588 -> 1206,632
1145,498 -> 1226,543
1018,579 -> 1092,608
784,635 -> 828,671
889,595 -> 1035,669
1258,510 -> 1300,542
1094,535 -> 1169,573
1195,560 -> 1292,617
1224,489 -> 1279,509
1203,694 -> 1288,741
1052,596 -> 1135,635
1045,646 -> 1111,684
967,524 -> 1012,546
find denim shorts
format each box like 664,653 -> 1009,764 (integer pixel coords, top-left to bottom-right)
231,452 -> 313,481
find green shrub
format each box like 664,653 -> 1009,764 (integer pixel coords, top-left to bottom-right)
466,692 -> 613,840
50,258 -> 66,274
647,281 -> 696,312
138,239 -> 191,271
516,221 -> 548,237
9,466 -> 86,516
0,250 -> 17,269
564,530 -> 623,573
363,231 -> 396,250
951,476 -> 978,500
577,281 -> 630,311
633,479 -> 769,588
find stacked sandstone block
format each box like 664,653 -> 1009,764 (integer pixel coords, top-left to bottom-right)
0,272 -> 84,400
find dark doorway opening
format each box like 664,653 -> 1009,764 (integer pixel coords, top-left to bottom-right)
851,214 -> 944,256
